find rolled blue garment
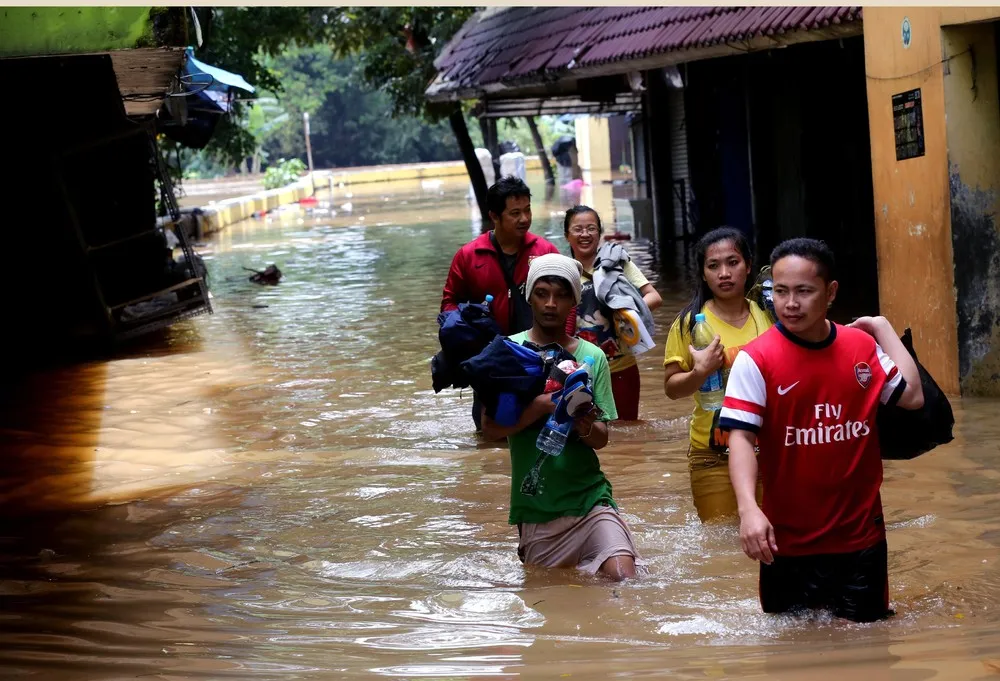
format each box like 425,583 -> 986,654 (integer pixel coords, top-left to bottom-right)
494,392 -> 521,427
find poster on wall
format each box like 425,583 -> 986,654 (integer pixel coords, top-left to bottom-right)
893,88 -> 925,161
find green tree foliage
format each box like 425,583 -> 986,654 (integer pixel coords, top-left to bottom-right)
263,158 -> 307,190
255,45 -> 460,169
332,7 -> 475,120
190,6 -> 333,165
183,6 -> 474,169
172,8 -> 572,179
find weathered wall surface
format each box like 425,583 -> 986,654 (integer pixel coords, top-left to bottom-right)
865,7 -> 1000,395
863,8 -> 961,394
943,23 -> 1000,394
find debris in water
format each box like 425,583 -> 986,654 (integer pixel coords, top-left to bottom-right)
244,264 -> 282,285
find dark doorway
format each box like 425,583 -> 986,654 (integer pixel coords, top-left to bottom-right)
747,37 -> 879,322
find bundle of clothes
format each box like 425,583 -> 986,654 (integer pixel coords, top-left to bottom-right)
431,298 -> 591,427
591,242 -> 656,355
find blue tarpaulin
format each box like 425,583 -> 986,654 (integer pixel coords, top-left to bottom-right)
183,46 -> 254,94
161,47 -> 256,148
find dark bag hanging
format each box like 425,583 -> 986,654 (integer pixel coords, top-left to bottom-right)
877,328 -> 955,460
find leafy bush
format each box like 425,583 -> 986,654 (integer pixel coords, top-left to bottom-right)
263,158 -> 308,190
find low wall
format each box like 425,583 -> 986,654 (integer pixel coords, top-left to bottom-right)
189,157 -> 543,237
326,157 -> 542,185
193,173 -> 327,237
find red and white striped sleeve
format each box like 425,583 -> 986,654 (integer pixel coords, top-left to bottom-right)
876,343 -> 906,406
720,350 -> 767,433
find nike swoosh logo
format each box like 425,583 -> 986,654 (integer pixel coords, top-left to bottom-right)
777,382 -> 800,396
474,263 -> 486,269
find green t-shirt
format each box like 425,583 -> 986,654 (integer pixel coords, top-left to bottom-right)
506,332 -> 619,525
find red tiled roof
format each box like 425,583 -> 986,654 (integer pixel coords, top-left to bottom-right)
429,6 -> 861,100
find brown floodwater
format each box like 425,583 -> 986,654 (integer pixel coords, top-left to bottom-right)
1,171 -> 999,680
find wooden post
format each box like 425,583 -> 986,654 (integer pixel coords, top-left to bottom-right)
480,117 -> 500,179
643,69 -> 676,260
526,116 -> 554,185
303,111 -> 314,173
450,108 -> 491,228
478,117 -> 491,154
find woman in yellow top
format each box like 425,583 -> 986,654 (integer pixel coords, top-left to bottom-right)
564,205 -> 661,421
663,227 -> 772,522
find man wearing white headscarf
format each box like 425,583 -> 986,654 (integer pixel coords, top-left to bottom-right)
481,253 -> 641,581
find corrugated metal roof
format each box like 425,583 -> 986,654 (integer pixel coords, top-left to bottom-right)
428,6 -> 861,100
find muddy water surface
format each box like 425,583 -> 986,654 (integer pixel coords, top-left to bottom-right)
1,173 -> 999,680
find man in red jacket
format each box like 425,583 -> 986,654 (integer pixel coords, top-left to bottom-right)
441,176 -> 559,429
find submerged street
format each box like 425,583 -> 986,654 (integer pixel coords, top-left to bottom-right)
1,174 -> 999,679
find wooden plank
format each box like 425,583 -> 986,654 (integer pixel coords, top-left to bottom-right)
109,278 -> 201,311
108,47 -> 185,117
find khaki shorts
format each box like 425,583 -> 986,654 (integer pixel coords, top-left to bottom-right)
689,450 -> 762,523
517,504 -> 640,574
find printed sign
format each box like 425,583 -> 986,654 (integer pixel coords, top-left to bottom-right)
893,88 -> 925,161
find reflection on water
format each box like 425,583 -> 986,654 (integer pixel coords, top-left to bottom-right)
1,171 -> 999,679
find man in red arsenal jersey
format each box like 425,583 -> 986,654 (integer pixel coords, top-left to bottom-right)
720,238 -> 924,622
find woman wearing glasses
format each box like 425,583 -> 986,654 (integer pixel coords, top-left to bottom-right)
563,205 -> 662,421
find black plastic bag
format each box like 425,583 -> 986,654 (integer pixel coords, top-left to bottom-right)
877,328 -> 955,460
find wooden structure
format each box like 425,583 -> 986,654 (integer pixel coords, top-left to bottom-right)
0,7 -> 213,357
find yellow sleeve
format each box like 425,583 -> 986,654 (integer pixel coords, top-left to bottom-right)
622,260 -> 649,289
664,314 -> 692,370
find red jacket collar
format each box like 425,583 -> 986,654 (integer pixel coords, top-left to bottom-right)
473,230 -> 539,253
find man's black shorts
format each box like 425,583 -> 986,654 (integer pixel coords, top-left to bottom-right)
759,539 -> 890,623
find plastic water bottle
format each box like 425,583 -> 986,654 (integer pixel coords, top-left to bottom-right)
483,294 -> 494,307
692,313 -> 724,411
535,357 -> 595,456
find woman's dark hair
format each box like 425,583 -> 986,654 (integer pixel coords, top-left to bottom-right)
676,227 -> 753,337
563,205 -> 603,235
770,238 -> 836,282
563,205 -> 602,258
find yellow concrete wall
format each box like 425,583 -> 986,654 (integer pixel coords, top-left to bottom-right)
863,7 -> 961,394
575,116 -> 612,171
940,7 -> 1000,27
199,173 -> 320,236
196,158 -> 544,236
865,7 -> 1000,396
327,157 -> 542,186
941,22 -> 1000,395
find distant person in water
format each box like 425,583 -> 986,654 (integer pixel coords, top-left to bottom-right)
441,176 -> 559,430
721,238 -> 924,623
481,253 -> 640,581
564,205 -> 661,421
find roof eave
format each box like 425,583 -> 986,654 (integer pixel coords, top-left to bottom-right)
425,21 -> 862,104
